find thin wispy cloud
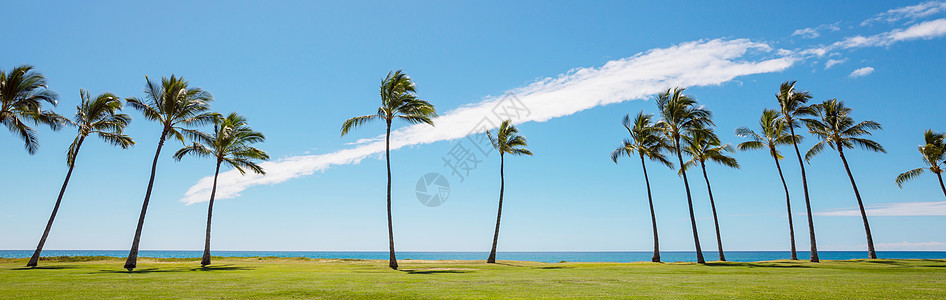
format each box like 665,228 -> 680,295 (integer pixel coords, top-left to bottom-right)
817,201 -> 946,216
849,66 -> 875,78
179,39 -> 794,204
862,0 -> 946,25
874,241 -> 946,250
825,58 -> 848,69
792,23 -> 840,39
837,18 -> 946,48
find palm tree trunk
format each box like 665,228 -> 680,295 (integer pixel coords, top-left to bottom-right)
639,153 -> 660,263
937,172 -> 946,199
773,154 -> 797,260
675,138 -> 704,264
124,128 -> 168,271
837,147 -> 877,259
385,122 -> 398,270
201,160 -> 222,267
788,125 -> 819,262
487,154 -> 505,263
27,136 -> 86,267
699,161 -> 725,262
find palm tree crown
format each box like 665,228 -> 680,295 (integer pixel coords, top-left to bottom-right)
175,112 -> 269,174
487,120 -> 533,157
611,112 -> 672,168
1,65 -> 68,154
126,75 -> 216,140
67,90 -> 135,164
736,109 -> 799,158
683,129 -> 739,171
341,70 -> 437,135
803,98 -> 886,160
776,80 -> 814,128
895,130 -> 946,192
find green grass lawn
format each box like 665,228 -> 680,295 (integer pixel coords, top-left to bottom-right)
1,257 -> 945,299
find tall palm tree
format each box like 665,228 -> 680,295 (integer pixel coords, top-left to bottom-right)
683,128 -> 739,261
895,130 -> 946,198
486,119 -> 532,263
341,70 -> 437,270
26,90 -> 134,267
1,65 -> 68,154
803,98 -> 885,260
775,80 -> 820,262
736,109 -> 802,260
610,112 -> 672,263
175,112 -> 268,267
123,75 -> 214,271
655,87 -> 712,264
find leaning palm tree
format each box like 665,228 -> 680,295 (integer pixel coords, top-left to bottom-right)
736,109 -> 801,260
683,128 -> 739,262
486,119 -> 532,263
123,75 -> 214,271
775,80 -> 820,262
610,112 -> 672,263
175,112 -> 268,267
26,90 -> 134,267
341,70 -> 437,270
895,130 -> 946,198
655,87 -> 712,264
0,65 -> 68,154
803,98 -> 885,259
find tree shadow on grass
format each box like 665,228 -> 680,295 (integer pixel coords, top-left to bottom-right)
11,265 -> 80,270
399,269 -> 473,275
703,262 -> 812,268
94,265 -> 253,274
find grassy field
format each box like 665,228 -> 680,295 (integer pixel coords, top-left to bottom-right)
1,257 -> 945,299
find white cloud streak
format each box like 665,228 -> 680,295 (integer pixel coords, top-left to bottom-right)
792,23 -> 841,39
837,18 -> 946,48
849,66 -> 875,78
862,0 -> 946,25
179,39 -> 795,204
817,201 -> 946,216
825,58 -> 847,69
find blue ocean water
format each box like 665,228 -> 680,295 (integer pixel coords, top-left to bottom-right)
1,250 -> 944,263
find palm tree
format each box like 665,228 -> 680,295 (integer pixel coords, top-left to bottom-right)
610,112 -> 672,263
803,98 -> 885,260
1,65 -> 68,154
683,128 -> 739,261
123,75 -> 214,271
175,112 -> 268,267
655,87 -> 712,264
341,70 -> 437,270
775,80 -> 820,262
736,109 -> 802,260
485,119 -> 532,263
895,130 -> 946,198
26,90 -> 134,267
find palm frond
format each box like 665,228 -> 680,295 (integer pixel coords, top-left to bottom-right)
895,168 -> 925,188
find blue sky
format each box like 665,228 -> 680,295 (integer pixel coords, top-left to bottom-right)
2,0 -> 945,253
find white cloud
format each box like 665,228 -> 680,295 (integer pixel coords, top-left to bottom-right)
837,18 -> 946,48
792,23 -> 841,38
179,39 -> 795,204
862,1 -> 946,25
874,241 -> 946,250
825,58 -> 848,69
817,201 -> 946,216
849,66 -> 875,78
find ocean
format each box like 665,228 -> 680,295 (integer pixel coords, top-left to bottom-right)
2,250 -> 944,263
